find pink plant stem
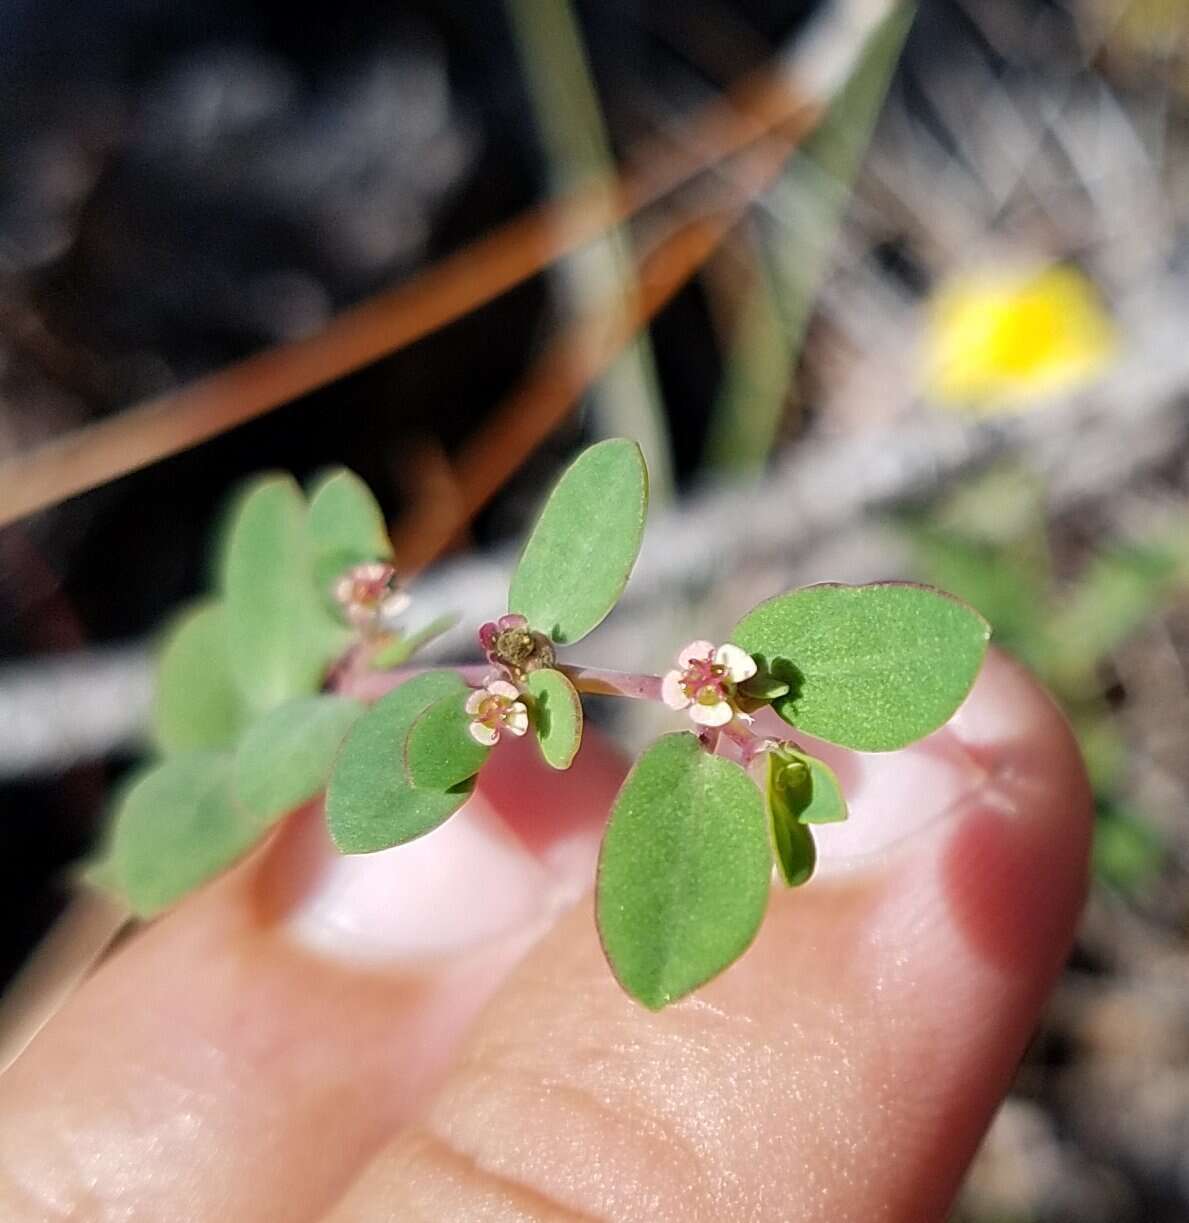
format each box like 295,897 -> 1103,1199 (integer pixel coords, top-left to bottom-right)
338,661 -> 664,704
557,665 -> 662,702
721,719 -> 766,765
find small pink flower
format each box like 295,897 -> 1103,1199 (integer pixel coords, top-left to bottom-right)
478,613 -> 529,658
333,562 -> 410,630
661,640 -> 757,727
465,678 -> 530,746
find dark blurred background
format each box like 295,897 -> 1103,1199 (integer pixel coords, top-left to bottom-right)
3,0 -> 1189,1218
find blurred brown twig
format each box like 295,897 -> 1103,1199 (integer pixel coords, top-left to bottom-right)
393,125 -> 816,572
0,68 -> 820,529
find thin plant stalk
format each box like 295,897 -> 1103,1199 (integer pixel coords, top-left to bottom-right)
505,0 -> 674,504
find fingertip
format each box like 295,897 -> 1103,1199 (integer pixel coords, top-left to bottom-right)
941,649 -> 1093,980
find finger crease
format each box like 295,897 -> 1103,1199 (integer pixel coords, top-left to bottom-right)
398,1124 -> 605,1222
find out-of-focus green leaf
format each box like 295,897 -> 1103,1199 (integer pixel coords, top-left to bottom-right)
109,753 -> 263,917
508,439 -> 648,644
234,695 -> 363,824
1071,712 -> 1127,796
733,582 -> 990,751
596,733 -> 771,1009
1093,800 -> 1165,896
1049,542 -> 1184,686
306,467 -> 392,594
927,465 -> 1048,547
221,475 -> 347,712
152,600 -> 245,753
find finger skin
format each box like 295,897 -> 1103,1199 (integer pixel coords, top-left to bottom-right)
0,734 -> 626,1223
326,652 -> 1092,1222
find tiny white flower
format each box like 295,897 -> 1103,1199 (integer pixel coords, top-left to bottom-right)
661,640 -> 757,729
466,679 -> 529,746
715,643 -> 758,684
333,562 -> 409,630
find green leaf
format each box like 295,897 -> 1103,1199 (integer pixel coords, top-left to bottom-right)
525,668 -> 583,770
306,467 -> 392,593
508,438 -> 648,644
596,733 -> 771,1009
739,670 -> 791,702
404,690 -> 491,791
109,753 -> 264,917
765,755 -> 817,887
222,474 -> 347,712
82,761 -> 157,900
326,673 -> 475,853
152,599 -> 245,753
733,582 -> 990,751
1093,799 -> 1164,895
764,746 -> 846,888
769,746 -> 848,825
234,695 -> 363,824
370,613 -> 461,668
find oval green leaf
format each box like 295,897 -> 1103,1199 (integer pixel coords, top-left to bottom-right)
307,467 -> 392,593
326,672 -> 475,853
508,438 -> 648,644
222,475 -> 348,712
110,753 -> 264,917
152,599 -> 244,753
525,668 -> 583,770
596,732 -> 771,1010
404,689 -> 491,791
732,582 -> 991,751
234,695 -> 363,824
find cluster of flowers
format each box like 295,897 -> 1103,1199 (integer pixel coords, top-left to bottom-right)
465,623 -> 761,746
335,565 -> 762,748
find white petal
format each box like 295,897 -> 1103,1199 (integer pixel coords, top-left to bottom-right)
678,639 -> 716,668
469,721 -> 499,746
379,590 -> 411,620
690,699 -> 733,727
717,643 -> 757,683
661,670 -> 691,710
504,704 -> 530,736
488,680 -> 520,701
464,690 -> 486,716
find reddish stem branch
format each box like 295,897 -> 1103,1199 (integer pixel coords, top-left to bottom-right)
721,718 -> 768,765
337,660 -> 664,705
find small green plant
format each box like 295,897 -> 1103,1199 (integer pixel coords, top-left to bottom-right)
93,440 -> 989,1009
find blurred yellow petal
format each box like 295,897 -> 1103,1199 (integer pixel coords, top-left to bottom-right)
922,264 -> 1117,413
